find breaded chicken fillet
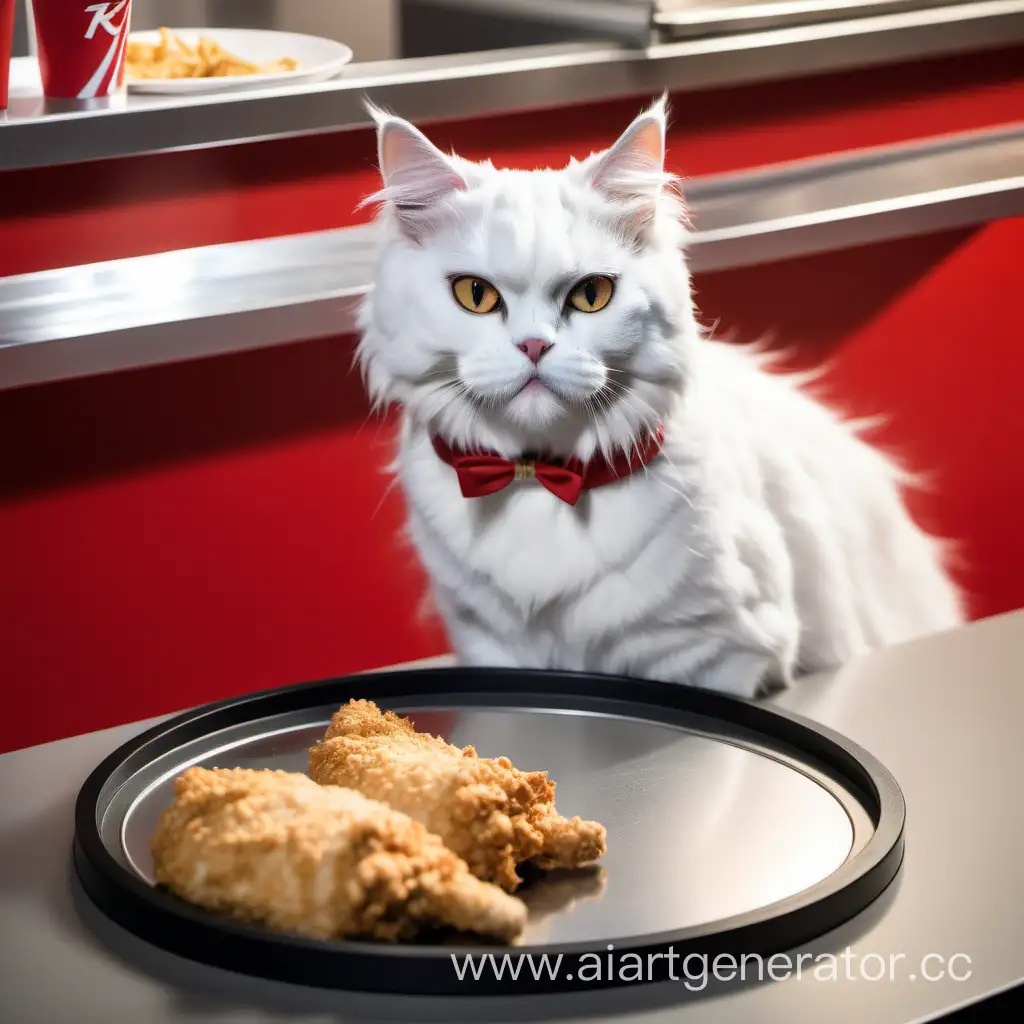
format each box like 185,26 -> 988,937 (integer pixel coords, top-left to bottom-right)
151,766 -> 526,942
308,700 -> 607,891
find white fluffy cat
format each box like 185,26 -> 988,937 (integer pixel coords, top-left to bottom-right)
356,96 -> 963,698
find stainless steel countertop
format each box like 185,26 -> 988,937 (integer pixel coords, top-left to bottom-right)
0,610 -> 1021,1021
1,0 -> 1022,173
2,122 -> 1022,391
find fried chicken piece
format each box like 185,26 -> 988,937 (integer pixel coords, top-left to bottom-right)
150,767 -> 526,942
307,700 -> 607,891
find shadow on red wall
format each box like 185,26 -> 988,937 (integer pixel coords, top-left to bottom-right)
2,220 -> 1023,752
1,334 -> 372,501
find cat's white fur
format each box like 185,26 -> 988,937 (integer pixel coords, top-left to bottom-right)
356,96 -> 963,698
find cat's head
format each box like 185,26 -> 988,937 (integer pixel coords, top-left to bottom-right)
357,96 -> 698,460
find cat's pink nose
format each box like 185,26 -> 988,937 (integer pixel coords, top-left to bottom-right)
517,338 -> 552,364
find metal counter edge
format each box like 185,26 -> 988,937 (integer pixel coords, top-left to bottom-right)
0,0 -> 1022,172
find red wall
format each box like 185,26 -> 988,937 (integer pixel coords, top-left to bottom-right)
2,47 -> 1023,752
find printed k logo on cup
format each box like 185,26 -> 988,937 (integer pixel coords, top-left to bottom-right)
32,0 -> 133,100
80,2 -> 131,98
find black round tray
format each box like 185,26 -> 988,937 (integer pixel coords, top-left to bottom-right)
74,667 -> 905,995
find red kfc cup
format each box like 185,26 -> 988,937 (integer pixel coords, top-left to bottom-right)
32,0 -> 133,100
1,0 -> 16,110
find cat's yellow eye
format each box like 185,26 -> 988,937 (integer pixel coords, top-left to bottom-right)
452,276 -> 502,315
568,275 -> 615,313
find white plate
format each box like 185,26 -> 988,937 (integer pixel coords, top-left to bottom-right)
125,28 -> 353,95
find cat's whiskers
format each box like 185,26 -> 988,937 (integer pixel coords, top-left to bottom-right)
606,363 -> 682,388
588,377 -> 663,466
585,383 -> 645,464
369,473 -> 403,522
447,387 -> 482,447
412,365 -> 462,388
604,382 -> 659,440
597,385 -> 696,510
418,379 -> 470,426
415,374 -> 487,446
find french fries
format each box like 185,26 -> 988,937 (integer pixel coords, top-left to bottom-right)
125,28 -> 301,81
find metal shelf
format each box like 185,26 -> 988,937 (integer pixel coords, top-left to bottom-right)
2,123 -> 1021,390
654,0 -> 972,37
1,1 -> 1021,172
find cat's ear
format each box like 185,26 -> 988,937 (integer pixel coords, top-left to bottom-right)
584,95 -> 671,235
366,104 -> 467,239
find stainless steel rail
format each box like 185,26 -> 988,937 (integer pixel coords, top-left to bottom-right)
410,0 -> 657,47
1,123 -> 1022,390
654,0 -> 972,37
0,1 -> 1021,173
413,0 -> 973,44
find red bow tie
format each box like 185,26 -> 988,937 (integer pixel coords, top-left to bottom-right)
430,424 -> 665,506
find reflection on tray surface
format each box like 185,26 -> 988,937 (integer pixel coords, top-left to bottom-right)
122,703 -> 858,950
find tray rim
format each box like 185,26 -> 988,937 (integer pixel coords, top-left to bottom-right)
73,667 -> 906,995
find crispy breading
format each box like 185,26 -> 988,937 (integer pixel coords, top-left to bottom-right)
308,700 -> 607,891
151,766 -> 526,942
